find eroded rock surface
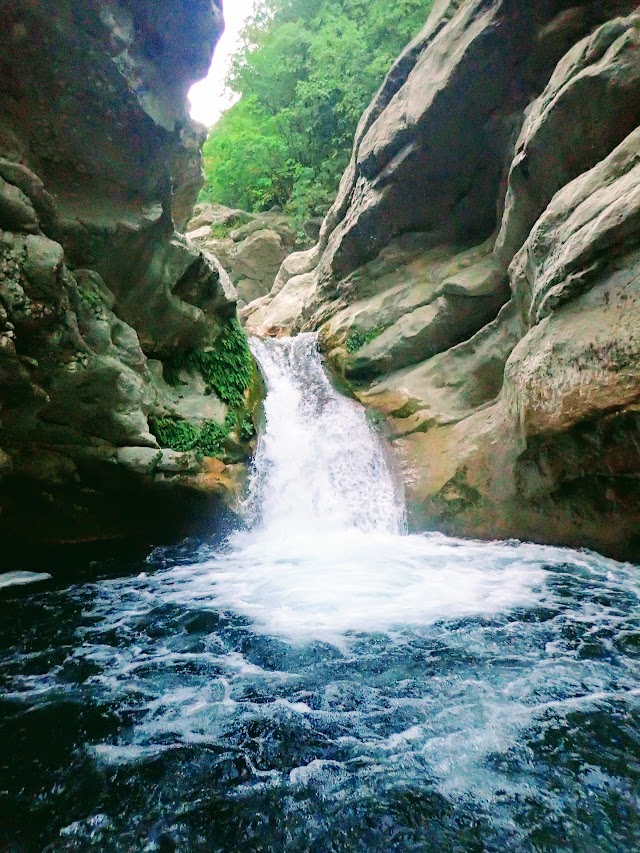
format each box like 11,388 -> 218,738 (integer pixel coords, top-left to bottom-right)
245,1 -> 640,559
187,206 -> 302,307
0,1 -> 255,547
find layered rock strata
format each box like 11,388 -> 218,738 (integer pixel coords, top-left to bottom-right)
245,0 -> 640,560
0,1 -> 253,546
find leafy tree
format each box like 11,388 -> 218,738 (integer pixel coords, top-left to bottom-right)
200,0 -> 434,224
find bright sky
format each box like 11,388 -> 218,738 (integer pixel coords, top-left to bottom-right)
188,0 -> 257,128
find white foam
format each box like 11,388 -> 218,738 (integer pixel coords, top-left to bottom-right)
137,335 -> 548,642
126,336 -> 640,646
0,571 -> 51,590
155,531 -> 550,643
246,334 -> 405,536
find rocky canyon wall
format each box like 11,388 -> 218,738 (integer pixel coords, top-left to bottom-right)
0,1 -> 253,547
245,0 -> 640,560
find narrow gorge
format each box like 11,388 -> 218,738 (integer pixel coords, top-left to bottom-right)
1,1 -> 640,851
245,0 -> 640,561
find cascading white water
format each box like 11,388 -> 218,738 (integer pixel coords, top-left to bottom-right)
153,333 -> 553,643
244,334 -> 405,537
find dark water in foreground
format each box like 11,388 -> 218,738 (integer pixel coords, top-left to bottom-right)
1,533 -> 639,853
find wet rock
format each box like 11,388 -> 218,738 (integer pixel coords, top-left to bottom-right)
0,177 -> 38,233
23,235 -> 64,296
0,571 -> 51,590
189,209 -> 303,307
0,0 -> 252,547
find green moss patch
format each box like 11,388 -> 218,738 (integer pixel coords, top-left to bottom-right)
77,287 -> 106,317
156,319 -> 257,460
150,408 -> 256,460
209,222 -> 235,239
150,416 -> 229,458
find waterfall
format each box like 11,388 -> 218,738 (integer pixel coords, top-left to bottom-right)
244,334 -> 405,537
3,341 -> 640,853
161,332 -> 548,642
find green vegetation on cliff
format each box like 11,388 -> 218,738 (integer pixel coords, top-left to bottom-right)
164,318 -> 254,408
154,319 -> 256,458
345,329 -> 383,353
200,0 -> 434,221
150,416 -> 235,458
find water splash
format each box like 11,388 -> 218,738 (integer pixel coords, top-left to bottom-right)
244,334 -> 405,537
2,334 -> 640,851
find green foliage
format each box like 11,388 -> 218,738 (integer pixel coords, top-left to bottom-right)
201,0 -> 434,224
200,98 -> 295,212
210,222 -> 234,239
195,318 -> 254,409
198,421 -> 229,457
150,416 -> 235,459
240,414 -> 256,441
155,320 -> 256,459
78,287 -> 104,315
164,318 -> 253,410
150,417 -> 201,453
346,329 -> 382,353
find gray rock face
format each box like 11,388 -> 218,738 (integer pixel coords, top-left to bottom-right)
187,209 -> 301,307
495,13 -> 640,267
245,0 -> 640,560
511,126 -> 640,325
0,0 -> 247,547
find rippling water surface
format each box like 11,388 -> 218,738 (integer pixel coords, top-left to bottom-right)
1,336 -> 639,852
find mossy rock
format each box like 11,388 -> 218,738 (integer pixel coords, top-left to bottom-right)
163,317 -> 253,409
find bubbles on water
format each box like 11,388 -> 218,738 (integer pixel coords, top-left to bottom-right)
2,533 -> 640,852
153,532 -> 553,644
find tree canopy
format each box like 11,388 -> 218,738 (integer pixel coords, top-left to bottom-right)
200,0 -> 434,224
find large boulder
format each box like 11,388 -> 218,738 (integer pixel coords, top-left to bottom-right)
495,13 -> 640,266
188,203 -> 252,232
188,209 -> 301,306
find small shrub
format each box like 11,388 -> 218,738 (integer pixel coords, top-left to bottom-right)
210,222 -> 234,239
198,421 -> 229,457
156,320 -> 256,459
346,329 -> 382,354
150,417 -> 200,453
150,412 -> 255,459
240,414 -> 255,440
150,416 -> 230,458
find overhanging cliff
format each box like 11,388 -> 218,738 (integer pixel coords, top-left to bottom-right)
0,1 -> 254,546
